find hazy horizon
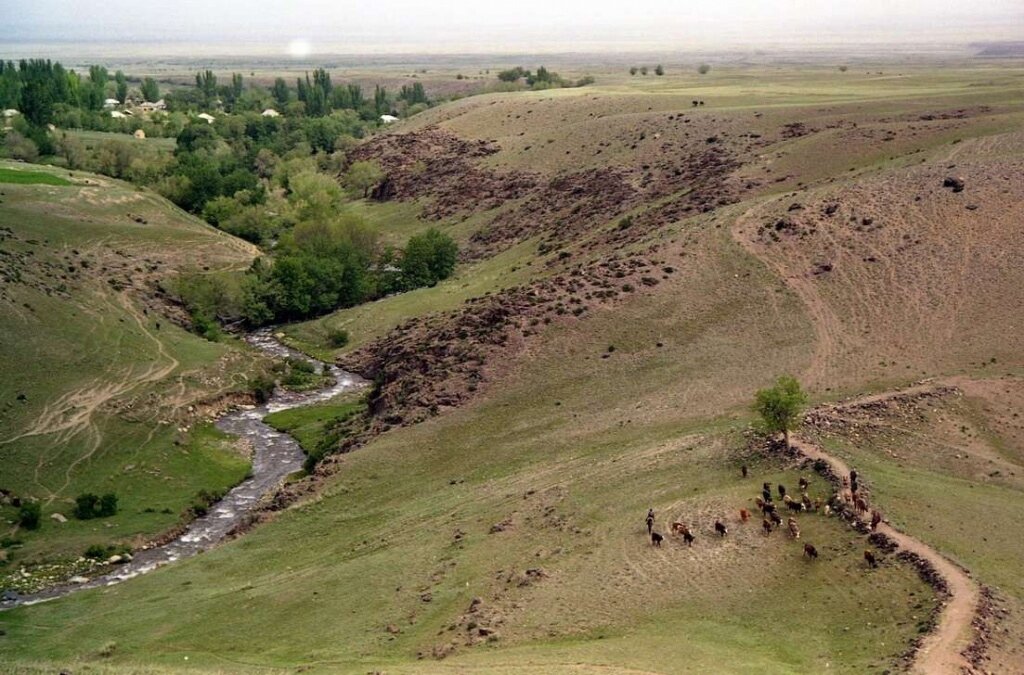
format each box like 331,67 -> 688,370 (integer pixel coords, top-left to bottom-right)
3,0 -> 1023,57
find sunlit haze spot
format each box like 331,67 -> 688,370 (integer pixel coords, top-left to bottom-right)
286,39 -> 312,58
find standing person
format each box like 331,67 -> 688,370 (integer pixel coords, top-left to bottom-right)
741,464 -> 748,478
646,509 -> 655,535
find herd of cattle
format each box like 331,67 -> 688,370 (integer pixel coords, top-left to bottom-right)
645,465 -> 882,567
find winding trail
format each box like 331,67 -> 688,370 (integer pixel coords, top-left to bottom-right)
1,329 -> 365,610
790,401 -> 980,674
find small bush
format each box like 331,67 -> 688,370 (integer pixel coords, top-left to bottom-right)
98,641 -> 117,657
327,327 -> 350,347
250,374 -> 276,404
98,493 -> 118,517
74,493 -> 100,520
18,502 -> 41,530
698,63 -> 711,75
74,492 -> 118,519
84,544 -> 108,560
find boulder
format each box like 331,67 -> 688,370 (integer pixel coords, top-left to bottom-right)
943,176 -> 965,192
50,512 -> 67,523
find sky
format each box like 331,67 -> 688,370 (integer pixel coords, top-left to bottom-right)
3,0 -> 1023,53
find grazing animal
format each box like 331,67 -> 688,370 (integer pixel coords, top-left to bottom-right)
785,496 -> 803,512
755,496 -> 766,511
671,521 -> 686,534
740,508 -> 750,523
778,484 -> 787,498
651,531 -> 664,546
682,527 -> 695,545
855,496 -> 868,514
871,510 -> 882,530
799,476 -> 809,491
787,517 -> 800,539
714,520 -> 728,537
762,518 -> 773,535
814,497 -> 824,511
864,549 -> 877,568
762,488 -> 773,504
802,494 -> 814,511
764,501 -> 777,515
803,543 -> 818,559
823,504 -> 832,516
770,511 -> 782,528
741,464 -> 748,478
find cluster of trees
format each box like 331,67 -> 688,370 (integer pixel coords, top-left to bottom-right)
1,57 -> 465,340
495,66 -> 594,90
160,67 -> 418,121
629,65 -> 665,76
0,60 -> 127,125
174,222 -> 459,330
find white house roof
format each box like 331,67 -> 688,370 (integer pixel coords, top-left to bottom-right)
380,114 -> 399,123
261,108 -> 281,117
109,110 -> 126,118
197,113 -> 216,123
104,98 -> 121,107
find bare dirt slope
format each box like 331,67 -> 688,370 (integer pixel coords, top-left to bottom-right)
734,131 -> 1024,392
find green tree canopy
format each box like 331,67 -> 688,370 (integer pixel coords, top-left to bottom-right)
753,375 -> 808,448
343,160 -> 384,198
141,76 -> 160,102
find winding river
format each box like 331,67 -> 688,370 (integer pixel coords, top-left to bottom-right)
1,329 -> 365,610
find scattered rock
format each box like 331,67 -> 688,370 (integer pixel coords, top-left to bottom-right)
942,176 -> 965,192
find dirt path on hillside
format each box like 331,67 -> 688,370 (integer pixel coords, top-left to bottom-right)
733,193 -> 982,672
790,428 -> 980,675
1,289 -> 181,501
732,200 -> 844,387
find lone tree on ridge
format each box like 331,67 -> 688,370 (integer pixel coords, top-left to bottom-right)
753,375 -> 808,449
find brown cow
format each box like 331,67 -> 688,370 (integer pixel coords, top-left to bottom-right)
671,521 -> 687,534
769,511 -> 782,528
741,464 -> 748,478
870,510 -> 882,530
714,520 -> 728,537
740,508 -> 750,523
855,496 -> 868,514
803,543 -> 818,560
787,517 -> 801,539
799,476 -> 809,491
762,518 -> 773,536
864,549 -> 877,568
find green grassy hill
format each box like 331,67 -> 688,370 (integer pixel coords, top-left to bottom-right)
3,63 -> 1024,673
0,161 -> 261,569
